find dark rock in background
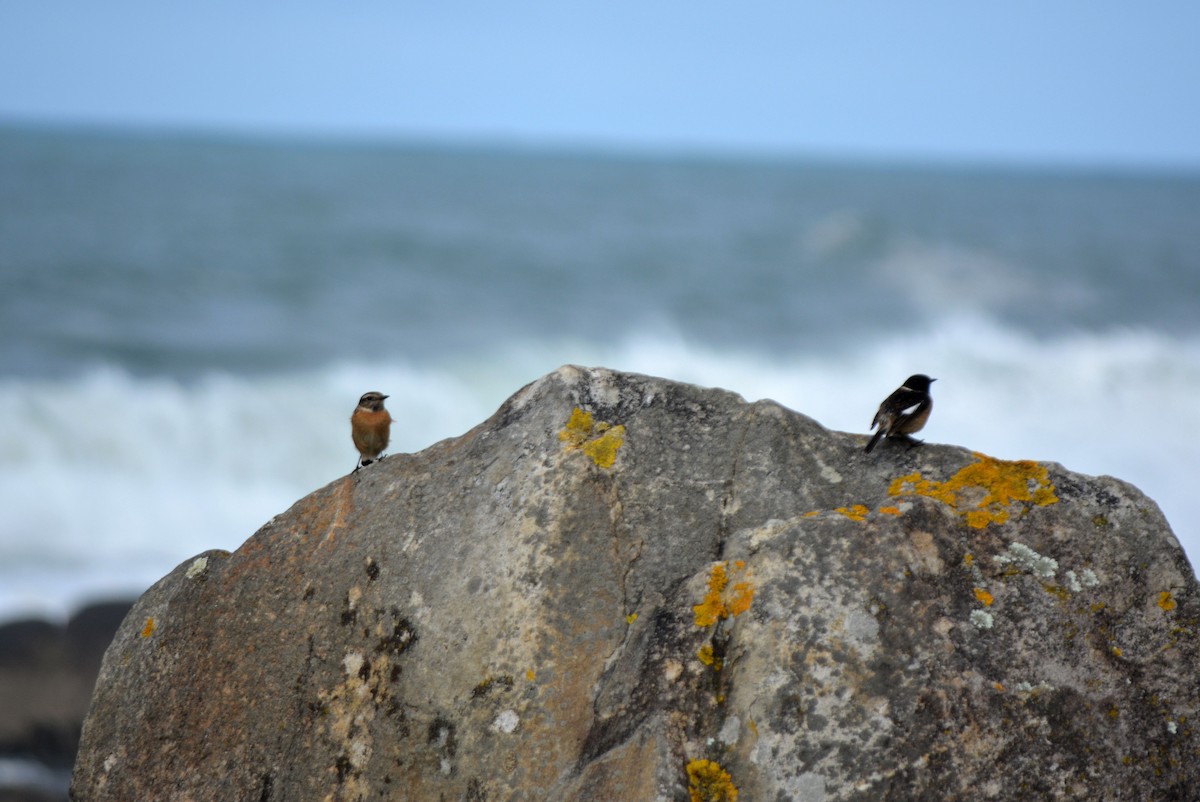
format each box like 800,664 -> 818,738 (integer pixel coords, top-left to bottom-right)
0,601 -> 132,802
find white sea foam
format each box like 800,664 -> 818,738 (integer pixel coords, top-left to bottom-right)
1,320 -> 1196,621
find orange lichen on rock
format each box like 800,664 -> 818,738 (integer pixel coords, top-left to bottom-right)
1157,591 -> 1177,612
835,504 -> 870,522
693,561 -> 754,627
686,759 -> 738,802
973,588 -> 994,607
888,452 -> 1058,529
140,617 -> 155,638
558,407 -> 625,469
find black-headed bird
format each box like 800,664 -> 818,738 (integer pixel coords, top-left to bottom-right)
865,375 -> 935,453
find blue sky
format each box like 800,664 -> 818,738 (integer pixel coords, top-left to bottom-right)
2,3 -> 1198,167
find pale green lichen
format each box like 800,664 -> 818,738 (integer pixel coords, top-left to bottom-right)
970,610 -> 994,630
993,542 -> 1058,580
1015,680 -> 1055,694
490,709 -> 520,734
962,553 -> 985,586
185,556 -> 209,580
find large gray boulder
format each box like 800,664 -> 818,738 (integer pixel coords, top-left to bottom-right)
72,366 -> 1198,801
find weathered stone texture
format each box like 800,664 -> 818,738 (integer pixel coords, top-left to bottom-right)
72,366 -> 1199,801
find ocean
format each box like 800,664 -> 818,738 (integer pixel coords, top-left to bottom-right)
2,124 -> 1198,621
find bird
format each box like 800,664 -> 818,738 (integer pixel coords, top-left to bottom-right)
865,374 -> 935,453
351,391 -> 393,472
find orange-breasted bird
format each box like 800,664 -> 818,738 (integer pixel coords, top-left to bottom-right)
351,391 -> 392,472
865,374 -> 935,453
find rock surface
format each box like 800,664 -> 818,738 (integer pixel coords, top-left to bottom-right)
72,366 -> 1199,801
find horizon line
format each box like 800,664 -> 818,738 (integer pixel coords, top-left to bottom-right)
3,113 -> 1199,179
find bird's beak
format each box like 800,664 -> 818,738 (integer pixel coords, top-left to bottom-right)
381,395 -> 390,400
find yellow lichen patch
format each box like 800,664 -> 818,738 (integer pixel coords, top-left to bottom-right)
558,407 -> 594,447
835,504 -> 870,522
802,510 -> 821,518
878,506 -> 901,516
888,453 -> 1058,529
693,589 -> 725,629
727,581 -> 754,617
693,561 -> 755,627
888,471 -> 954,505
686,759 -> 738,802
140,617 -> 155,638
1157,591 -> 1177,612
525,669 -> 536,682
625,612 -> 639,624
696,644 -> 718,668
583,425 -> 624,468
973,588 -> 994,607
558,407 -> 625,469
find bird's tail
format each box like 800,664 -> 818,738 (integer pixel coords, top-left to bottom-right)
864,428 -> 885,454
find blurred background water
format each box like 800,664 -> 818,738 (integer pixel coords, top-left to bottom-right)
4,7 -> 1200,800
3,2 -> 1200,620
1,124 -> 1197,620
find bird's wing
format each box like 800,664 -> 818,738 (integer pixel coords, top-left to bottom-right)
870,406 -> 886,429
